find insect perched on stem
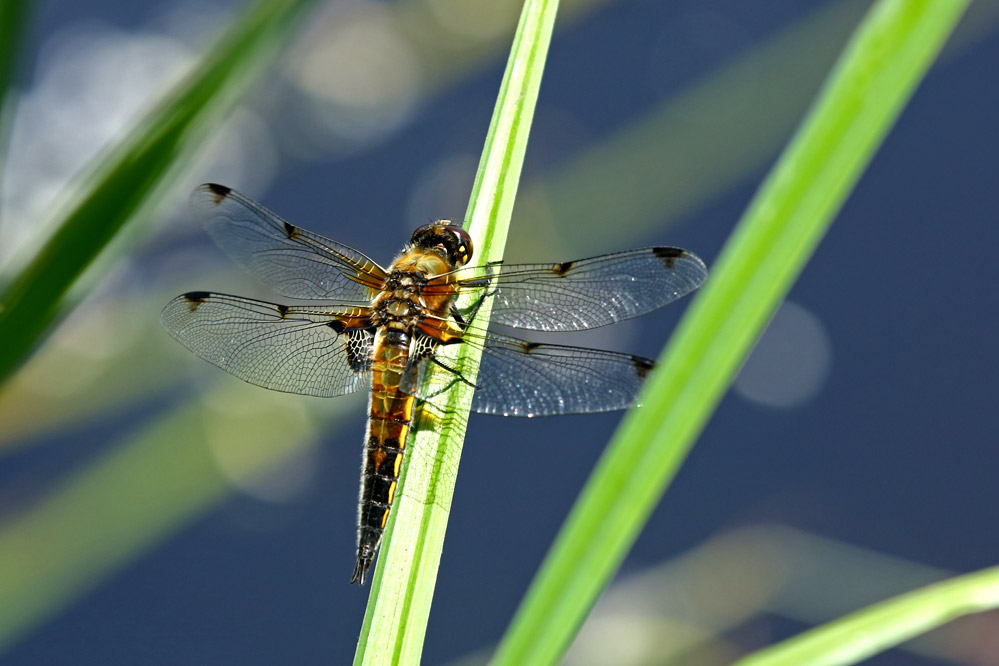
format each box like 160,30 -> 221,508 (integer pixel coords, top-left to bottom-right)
162,183 -> 708,584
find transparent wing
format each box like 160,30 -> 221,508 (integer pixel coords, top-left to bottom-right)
191,184 -> 387,302
448,247 -> 707,331
413,328 -> 654,417
161,291 -> 374,398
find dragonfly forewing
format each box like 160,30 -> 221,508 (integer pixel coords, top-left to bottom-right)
448,247 -> 707,332
192,184 -> 387,303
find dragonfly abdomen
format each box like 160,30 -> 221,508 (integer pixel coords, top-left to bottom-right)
352,328 -> 417,585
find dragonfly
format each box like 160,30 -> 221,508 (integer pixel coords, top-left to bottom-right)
161,183 -> 708,585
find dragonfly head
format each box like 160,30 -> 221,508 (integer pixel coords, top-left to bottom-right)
410,220 -> 473,267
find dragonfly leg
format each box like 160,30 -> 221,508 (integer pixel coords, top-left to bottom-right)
431,357 -> 478,389
412,358 -> 480,402
452,261 -> 501,329
450,287 -> 497,331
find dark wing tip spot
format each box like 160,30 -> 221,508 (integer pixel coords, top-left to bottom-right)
652,246 -> 686,268
205,183 -> 231,204
632,355 -> 655,379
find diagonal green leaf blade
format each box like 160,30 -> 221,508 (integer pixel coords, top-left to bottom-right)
0,0 -> 318,386
735,565 -> 999,666
491,1 -> 971,664
353,1 -> 560,664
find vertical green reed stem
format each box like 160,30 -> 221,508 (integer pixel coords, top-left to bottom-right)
353,0 -> 559,664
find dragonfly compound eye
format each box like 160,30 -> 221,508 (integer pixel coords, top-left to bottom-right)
410,221 -> 473,267
443,225 -> 473,266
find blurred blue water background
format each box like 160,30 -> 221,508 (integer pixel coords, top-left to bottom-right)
1,1 -> 997,664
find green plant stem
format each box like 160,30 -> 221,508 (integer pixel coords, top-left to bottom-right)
491,1 -> 970,664
353,1 -> 559,664
0,0 -> 317,387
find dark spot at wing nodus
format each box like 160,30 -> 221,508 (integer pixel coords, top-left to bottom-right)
183,291 -> 211,312
633,356 -> 655,379
276,304 -> 289,318
521,341 -> 543,352
283,221 -> 298,239
555,260 -> 574,275
653,246 -> 685,269
205,183 -> 231,205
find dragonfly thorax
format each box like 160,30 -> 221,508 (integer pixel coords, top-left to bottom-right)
383,270 -> 428,292
383,299 -> 420,319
